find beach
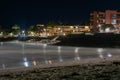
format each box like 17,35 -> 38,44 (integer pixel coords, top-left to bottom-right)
0,56 -> 120,80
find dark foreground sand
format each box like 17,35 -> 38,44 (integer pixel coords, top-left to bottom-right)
0,57 -> 120,80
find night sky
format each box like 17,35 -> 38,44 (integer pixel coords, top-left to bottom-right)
0,0 -> 120,29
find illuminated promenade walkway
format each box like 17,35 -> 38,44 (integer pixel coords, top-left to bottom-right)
0,41 -> 119,70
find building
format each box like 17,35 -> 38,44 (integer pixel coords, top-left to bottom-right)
28,24 -> 91,37
51,25 -> 90,35
90,10 -> 120,32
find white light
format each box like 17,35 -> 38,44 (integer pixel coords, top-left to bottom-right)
22,30 -> 25,33
43,29 -> 46,31
70,26 -> 74,29
24,61 -> 29,67
58,28 -> 61,30
58,46 -> 61,50
97,48 -> 104,53
99,54 -> 104,58
58,46 -> 61,53
23,57 -> 29,67
98,24 -> 101,27
85,26 -> 89,29
75,26 -> 78,28
63,33 -> 66,36
1,42 -> 3,46
43,44 -> 47,48
48,60 -> 52,64
75,48 -> 79,53
75,57 -> 80,61
74,56 -> 80,61
105,28 -> 110,32
32,60 -> 37,66
107,53 -> 112,57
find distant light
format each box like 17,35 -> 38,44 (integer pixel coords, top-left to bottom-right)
75,26 -> 78,28
70,26 -> 74,29
58,46 -> 61,50
23,57 -> 29,67
30,32 -> 35,36
107,53 -> 112,57
75,56 -> 80,61
23,57 -> 27,61
59,58 -> 63,62
97,48 -> 104,53
48,60 -> 52,64
58,46 -> 61,53
47,33 -> 50,36
43,44 -> 47,48
75,48 -> 79,53
85,26 -> 89,29
99,54 -> 104,58
63,33 -> 66,36
98,24 -> 101,27
22,30 -> 25,33
105,28 -> 110,32
58,28 -> 61,30
24,61 -> 29,67
32,60 -> 37,66
43,29 -> 46,31
73,30 -> 75,32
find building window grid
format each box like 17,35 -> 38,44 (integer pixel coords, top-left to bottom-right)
98,14 -> 105,18
90,10 -> 120,28
117,20 -> 120,24
111,19 -> 116,24
111,14 -> 117,19
116,14 -> 120,18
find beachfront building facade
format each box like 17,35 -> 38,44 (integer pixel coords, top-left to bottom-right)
90,10 -> 120,32
28,25 -> 91,37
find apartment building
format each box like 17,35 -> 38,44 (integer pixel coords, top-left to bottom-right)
28,24 -> 91,37
90,10 -> 120,31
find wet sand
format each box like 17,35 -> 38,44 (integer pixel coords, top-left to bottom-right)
0,56 -> 120,80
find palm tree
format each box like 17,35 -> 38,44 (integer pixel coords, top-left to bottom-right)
47,21 -> 56,28
101,24 -> 114,30
29,25 -> 45,33
100,24 -> 115,32
12,24 -> 20,30
11,24 -> 20,35
28,25 -> 35,31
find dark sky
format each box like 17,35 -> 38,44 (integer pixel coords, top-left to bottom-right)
0,0 -> 120,29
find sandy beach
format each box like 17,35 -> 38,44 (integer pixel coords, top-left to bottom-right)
0,56 -> 120,80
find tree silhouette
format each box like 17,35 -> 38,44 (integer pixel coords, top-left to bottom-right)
11,24 -> 20,35
12,24 -> 20,30
101,24 -> 115,31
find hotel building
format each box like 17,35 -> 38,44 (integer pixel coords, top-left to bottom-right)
90,10 -> 120,32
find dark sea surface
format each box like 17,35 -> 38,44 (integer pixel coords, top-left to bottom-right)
55,33 -> 120,48
1,33 -> 120,48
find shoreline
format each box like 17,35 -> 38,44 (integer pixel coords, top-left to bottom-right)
1,56 -> 120,79
0,56 -> 120,74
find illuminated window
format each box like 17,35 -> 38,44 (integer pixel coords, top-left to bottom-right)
111,19 -> 116,24
111,14 -> 117,18
97,14 -> 99,17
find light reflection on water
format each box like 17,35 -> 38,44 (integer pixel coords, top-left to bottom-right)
23,57 -> 29,67
0,42 -> 119,69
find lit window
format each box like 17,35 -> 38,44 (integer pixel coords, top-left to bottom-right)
111,20 -> 116,24
111,14 -> 117,18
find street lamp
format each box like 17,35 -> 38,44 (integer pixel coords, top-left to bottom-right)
98,24 -> 102,32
